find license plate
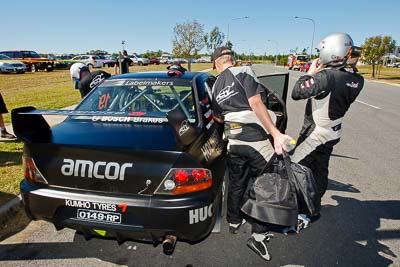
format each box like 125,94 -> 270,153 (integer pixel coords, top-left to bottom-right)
77,209 -> 121,224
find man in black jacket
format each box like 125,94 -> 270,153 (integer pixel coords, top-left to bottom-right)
211,46 -> 291,261
291,33 -> 364,198
70,63 -> 111,98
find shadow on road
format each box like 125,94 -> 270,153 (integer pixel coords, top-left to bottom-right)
0,180 -> 398,266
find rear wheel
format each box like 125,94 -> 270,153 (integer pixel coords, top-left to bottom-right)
138,62 -> 143,66
31,64 -> 37,72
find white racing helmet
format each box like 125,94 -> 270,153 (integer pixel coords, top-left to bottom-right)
318,33 -> 360,67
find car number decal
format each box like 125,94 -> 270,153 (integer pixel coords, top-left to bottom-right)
77,209 -> 121,224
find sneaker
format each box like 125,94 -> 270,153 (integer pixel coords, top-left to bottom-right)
247,232 -> 274,261
283,214 -> 311,235
229,218 -> 246,234
1,129 -> 16,139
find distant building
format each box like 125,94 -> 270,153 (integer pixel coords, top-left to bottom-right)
393,46 -> 400,57
384,46 -> 400,65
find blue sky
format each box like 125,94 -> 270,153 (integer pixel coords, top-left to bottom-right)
2,0 -> 399,56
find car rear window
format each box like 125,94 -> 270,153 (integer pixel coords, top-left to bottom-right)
77,78 -> 197,122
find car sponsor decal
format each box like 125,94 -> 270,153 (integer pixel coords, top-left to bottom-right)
201,130 -> 224,161
123,80 -> 174,86
61,159 -> 133,181
178,120 -> 190,136
91,116 -> 168,123
206,120 -> 214,130
65,199 -> 117,211
65,199 -> 128,213
90,73 -> 107,89
98,93 -> 111,110
189,204 -> 213,224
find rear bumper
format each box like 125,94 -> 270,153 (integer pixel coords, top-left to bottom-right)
21,180 -> 220,243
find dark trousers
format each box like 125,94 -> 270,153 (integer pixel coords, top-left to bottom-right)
226,143 -> 273,233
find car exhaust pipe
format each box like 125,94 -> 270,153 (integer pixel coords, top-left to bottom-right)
162,235 -> 177,255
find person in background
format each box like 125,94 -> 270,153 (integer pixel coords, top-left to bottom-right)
0,93 -> 16,139
114,50 -> 133,75
70,63 -> 111,98
291,32 -> 364,199
211,46 -> 291,261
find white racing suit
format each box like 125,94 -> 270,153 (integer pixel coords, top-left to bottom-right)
291,67 -> 364,197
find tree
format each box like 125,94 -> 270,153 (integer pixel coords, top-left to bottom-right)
172,20 -> 205,59
362,35 -> 396,78
87,50 -> 108,55
226,40 -> 233,50
204,27 -> 225,54
142,50 -> 163,59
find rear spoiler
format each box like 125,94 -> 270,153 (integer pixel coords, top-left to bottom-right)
12,106 -> 52,143
11,106 -> 145,143
11,106 -> 200,145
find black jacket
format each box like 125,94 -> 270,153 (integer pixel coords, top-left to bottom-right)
291,67 -> 364,162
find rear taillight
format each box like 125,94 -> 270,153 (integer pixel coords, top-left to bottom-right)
154,168 -> 212,195
23,156 -> 48,184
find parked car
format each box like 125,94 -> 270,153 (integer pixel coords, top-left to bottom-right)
160,55 -> 173,64
53,55 -> 75,70
172,58 -> 188,64
128,54 -> 150,66
0,54 -> 27,74
12,69 -> 289,254
98,55 -> 115,67
0,50 -> 54,72
387,62 -> 400,68
197,56 -> 212,63
149,57 -> 160,65
300,61 -> 312,72
72,55 -> 103,68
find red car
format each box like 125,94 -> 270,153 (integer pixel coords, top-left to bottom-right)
0,50 -> 54,72
300,61 -> 312,72
149,57 -> 160,65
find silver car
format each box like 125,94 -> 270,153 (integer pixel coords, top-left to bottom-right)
0,54 -> 26,73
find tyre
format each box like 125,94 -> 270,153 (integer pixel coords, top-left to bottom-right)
138,62 -> 143,66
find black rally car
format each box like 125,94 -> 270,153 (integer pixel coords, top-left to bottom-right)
12,68 -> 289,254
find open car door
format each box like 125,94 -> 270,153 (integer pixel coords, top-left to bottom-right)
257,72 -> 289,133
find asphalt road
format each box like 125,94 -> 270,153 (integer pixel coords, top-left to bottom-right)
1,65 -> 399,267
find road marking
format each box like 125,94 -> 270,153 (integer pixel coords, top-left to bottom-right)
355,100 -> 381,110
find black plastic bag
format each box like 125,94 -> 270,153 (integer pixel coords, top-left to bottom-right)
241,157 -> 298,226
285,159 -> 321,217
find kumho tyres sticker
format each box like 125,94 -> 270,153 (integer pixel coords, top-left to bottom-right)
65,199 -> 119,212
65,199 -> 128,213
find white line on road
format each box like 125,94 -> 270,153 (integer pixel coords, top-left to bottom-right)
355,100 -> 381,110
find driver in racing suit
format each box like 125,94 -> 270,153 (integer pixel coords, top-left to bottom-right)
291,33 -> 364,199
70,63 -> 111,98
211,46 -> 291,261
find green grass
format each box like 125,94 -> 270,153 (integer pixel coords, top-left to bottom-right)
0,63 -> 212,205
357,65 -> 400,84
